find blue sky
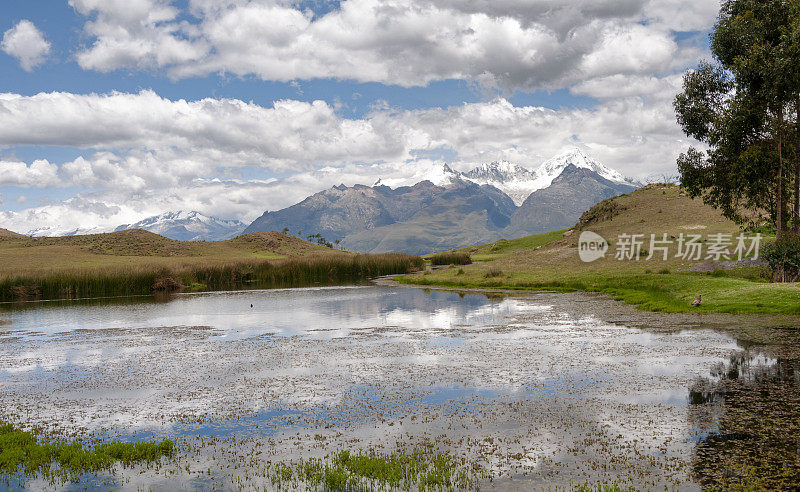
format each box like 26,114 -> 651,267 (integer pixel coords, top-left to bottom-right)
0,0 -> 718,234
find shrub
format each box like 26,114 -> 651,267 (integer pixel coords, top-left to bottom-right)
484,267 -> 503,278
430,252 -> 472,266
761,233 -> 800,282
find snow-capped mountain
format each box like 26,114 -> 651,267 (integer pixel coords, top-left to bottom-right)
535,149 -> 635,189
115,211 -> 246,241
425,163 -> 464,187
26,225 -> 109,237
458,148 -> 638,206
461,161 -> 538,205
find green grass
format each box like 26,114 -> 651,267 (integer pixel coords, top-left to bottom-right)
0,421 -> 174,485
0,254 -> 424,302
268,446 -> 484,491
455,229 -> 567,261
401,269 -> 800,315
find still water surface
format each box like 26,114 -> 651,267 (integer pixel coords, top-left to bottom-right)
0,285 -> 796,489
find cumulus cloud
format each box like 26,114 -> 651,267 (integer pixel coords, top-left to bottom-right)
0,159 -> 61,187
66,0 -> 717,91
1,20 -> 51,71
0,89 -> 688,178
0,85 -> 695,234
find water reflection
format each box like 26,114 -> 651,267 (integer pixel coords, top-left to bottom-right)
689,349 -> 800,489
0,286 -> 771,489
0,286 -> 532,341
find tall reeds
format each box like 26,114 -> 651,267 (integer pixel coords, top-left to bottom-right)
0,254 -> 424,302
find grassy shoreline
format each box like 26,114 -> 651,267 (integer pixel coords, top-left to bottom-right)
399,269 -> 800,315
0,229 -> 424,302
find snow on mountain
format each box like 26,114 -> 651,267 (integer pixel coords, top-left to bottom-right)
461,160 -> 538,205
535,149 -> 634,189
457,148 -> 637,206
425,163 -> 463,187
26,225 -> 109,237
115,211 -> 246,241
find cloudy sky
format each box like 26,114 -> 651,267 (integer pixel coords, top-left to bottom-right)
1,0 -> 716,235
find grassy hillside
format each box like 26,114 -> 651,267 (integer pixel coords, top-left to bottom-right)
440,229 -> 568,261
0,230 -> 422,302
402,184 -> 800,315
0,229 -> 339,278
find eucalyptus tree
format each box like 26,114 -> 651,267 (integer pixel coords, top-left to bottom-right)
675,0 -> 800,238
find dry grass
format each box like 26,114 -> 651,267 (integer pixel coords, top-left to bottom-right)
0,230 -> 341,279
0,229 -> 423,301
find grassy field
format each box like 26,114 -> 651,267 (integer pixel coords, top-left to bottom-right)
0,230 -> 422,302
403,184 -> 800,315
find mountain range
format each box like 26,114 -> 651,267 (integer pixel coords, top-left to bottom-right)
246,149 -> 638,254
13,149 -> 639,253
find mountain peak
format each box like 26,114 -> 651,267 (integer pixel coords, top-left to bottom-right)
455,149 -> 635,206
425,163 -> 462,186
116,211 -> 246,241
539,148 -> 630,186
463,160 -> 534,183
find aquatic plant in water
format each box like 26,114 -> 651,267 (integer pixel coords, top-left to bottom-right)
0,421 -> 174,487
429,252 -> 472,266
268,446 -> 486,491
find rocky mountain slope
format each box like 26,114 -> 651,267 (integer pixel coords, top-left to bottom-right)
245,149 -> 639,254
340,180 -> 516,254
505,165 -> 637,237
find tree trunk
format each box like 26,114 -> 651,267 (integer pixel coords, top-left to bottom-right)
777,106 -> 784,241
795,97 -> 800,233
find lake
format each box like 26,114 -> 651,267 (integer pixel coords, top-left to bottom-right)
1,284 -> 798,490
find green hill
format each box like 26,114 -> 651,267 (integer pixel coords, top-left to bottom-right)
403,184 -> 800,315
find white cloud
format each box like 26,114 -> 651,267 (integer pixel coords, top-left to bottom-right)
0,91 -> 405,171
1,20 -> 51,71
66,0 -> 717,91
0,89 -> 689,180
0,159 -> 61,187
0,85 -> 696,234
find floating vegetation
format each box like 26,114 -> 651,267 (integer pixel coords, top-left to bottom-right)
689,350 -> 800,490
0,420 -> 174,487
267,447 -> 486,491
429,252 -> 472,266
0,254 -> 424,302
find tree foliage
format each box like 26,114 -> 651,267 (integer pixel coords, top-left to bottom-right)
674,0 -> 800,236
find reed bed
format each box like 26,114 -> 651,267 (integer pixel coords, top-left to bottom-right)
429,252 -> 472,266
0,254 -> 424,302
